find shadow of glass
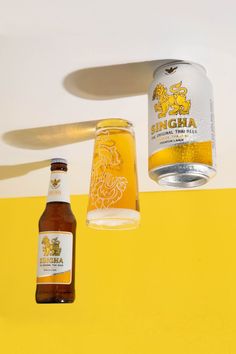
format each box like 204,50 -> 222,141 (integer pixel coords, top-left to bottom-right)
0,160 -> 50,180
3,120 -> 100,150
63,59 -> 177,100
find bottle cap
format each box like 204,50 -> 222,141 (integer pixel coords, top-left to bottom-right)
51,158 -> 67,165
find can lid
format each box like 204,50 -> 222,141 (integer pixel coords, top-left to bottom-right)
51,158 -> 67,164
153,60 -> 206,77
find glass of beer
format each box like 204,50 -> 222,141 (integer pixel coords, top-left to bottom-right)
86,118 -> 140,230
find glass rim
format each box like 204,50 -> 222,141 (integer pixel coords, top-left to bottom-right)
96,118 -> 133,131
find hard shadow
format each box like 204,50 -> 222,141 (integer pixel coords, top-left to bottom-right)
2,120 -> 100,150
0,160 -> 50,180
63,59 -> 176,100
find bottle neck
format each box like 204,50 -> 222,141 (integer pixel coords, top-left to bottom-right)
47,164 -> 70,204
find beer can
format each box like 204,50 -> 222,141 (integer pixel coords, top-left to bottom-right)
148,60 -> 216,188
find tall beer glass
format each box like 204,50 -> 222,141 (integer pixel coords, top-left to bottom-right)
87,119 -> 140,230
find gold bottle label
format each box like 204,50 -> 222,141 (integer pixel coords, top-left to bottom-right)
36,231 -> 72,284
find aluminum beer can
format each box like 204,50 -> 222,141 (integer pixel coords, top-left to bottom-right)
148,60 -> 216,188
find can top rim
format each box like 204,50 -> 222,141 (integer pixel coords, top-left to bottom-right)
153,60 -> 206,77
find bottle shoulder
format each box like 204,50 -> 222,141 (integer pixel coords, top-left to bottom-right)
39,202 -> 76,229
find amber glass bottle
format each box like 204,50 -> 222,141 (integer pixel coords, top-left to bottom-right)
35,158 -> 76,303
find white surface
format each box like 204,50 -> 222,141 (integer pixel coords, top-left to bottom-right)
0,0 -> 235,198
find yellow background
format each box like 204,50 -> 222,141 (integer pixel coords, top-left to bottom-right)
1,189 -> 236,354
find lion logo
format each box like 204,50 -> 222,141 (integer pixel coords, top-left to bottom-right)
90,131 -> 128,209
91,172 -> 128,209
50,178 -> 60,189
42,236 -> 62,256
152,81 -> 191,118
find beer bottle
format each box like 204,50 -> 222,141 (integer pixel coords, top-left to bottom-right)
36,158 -> 76,303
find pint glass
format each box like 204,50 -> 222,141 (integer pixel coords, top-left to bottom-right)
87,119 -> 140,230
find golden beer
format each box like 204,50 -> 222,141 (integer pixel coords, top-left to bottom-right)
148,60 -> 216,187
87,119 -> 140,230
36,159 -> 76,303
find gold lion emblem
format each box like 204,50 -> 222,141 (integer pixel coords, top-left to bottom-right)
42,236 -> 62,256
90,131 -> 128,209
50,178 -> 60,189
152,81 -> 191,118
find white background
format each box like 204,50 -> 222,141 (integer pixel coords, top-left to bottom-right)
0,0 -> 235,197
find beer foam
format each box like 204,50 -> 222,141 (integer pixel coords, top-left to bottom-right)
87,208 -> 140,230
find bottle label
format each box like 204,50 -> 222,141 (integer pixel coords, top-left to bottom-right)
47,171 -> 70,203
36,232 -> 73,284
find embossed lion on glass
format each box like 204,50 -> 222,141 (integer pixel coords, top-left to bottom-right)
87,119 -> 140,230
90,131 -> 128,209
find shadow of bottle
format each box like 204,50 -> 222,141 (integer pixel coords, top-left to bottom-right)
63,59 -> 176,100
1,120 -> 101,180
2,120 -> 100,150
0,160 -> 50,180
